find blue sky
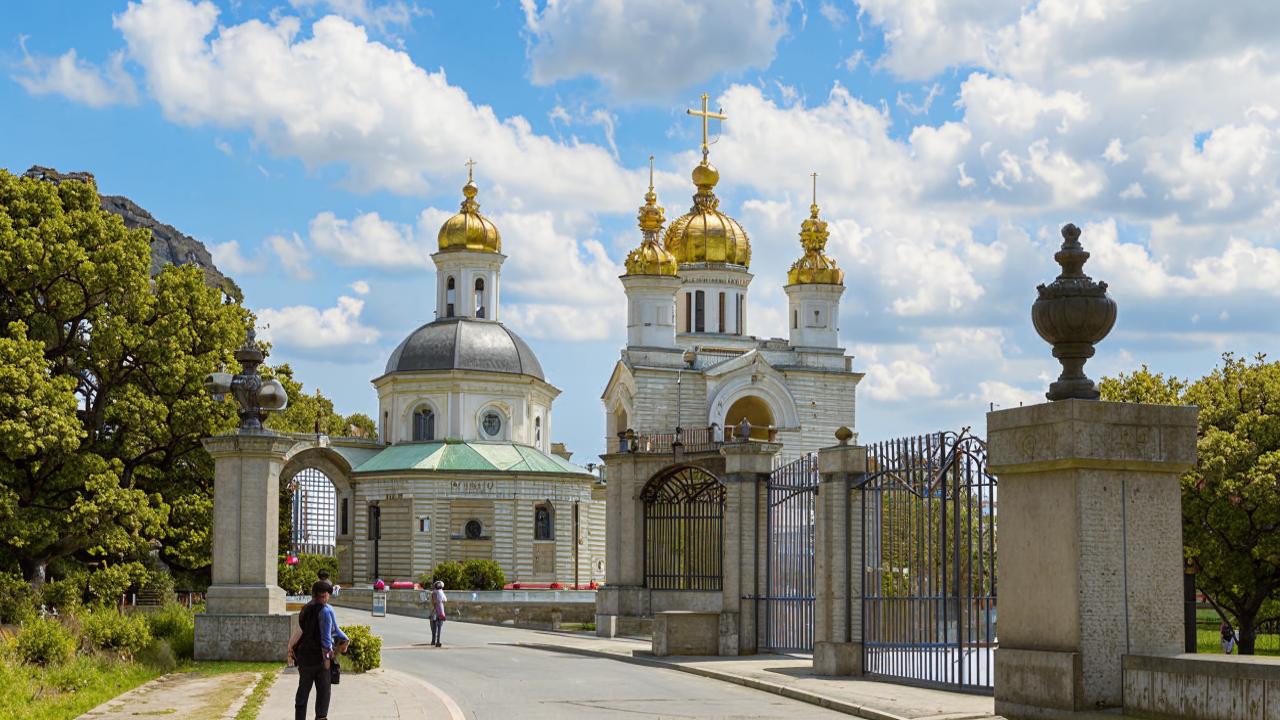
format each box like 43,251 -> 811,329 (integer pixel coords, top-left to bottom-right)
4,0 -> 1279,460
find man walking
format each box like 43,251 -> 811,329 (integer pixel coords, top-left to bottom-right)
430,580 -> 447,647
289,581 -> 349,720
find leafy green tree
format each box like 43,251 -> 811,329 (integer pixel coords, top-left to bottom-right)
0,169 -> 245,585
1101,354 -> 1280,654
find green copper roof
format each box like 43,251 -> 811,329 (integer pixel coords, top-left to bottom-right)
329,444 -> 383,471
353,440 -> 592,476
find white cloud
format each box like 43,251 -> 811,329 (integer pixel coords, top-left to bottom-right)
308,211 -> 434,270
109,0 -> 640,208
1119,182 -> 1145,199
521,0 -> 790,100
258,295 -> 380,350
860,355 -> 942,402
209,240 -> 257,274
288,0 -> 415,36
350,280 -> 370,295
819,2 -> 848,28
14,42 -> 138,108
1103,138 -> 1128,164
266,233 -> 313,280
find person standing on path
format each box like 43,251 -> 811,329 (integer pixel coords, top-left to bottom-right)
289,581 -> 350,720
430,580 -> 447,647
1221,620 -> 1237,654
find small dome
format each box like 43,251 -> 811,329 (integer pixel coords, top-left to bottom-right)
438,178 -> 502,254
663,160 -> 751,267
787,202 -> 844,285
384,318 -> 544,380
624,175 -> 679,277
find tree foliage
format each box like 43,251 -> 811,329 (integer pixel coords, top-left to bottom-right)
1101,354 -> 1280,653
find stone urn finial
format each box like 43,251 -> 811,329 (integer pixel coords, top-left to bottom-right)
1032,223 -> 1117,401
204,326 -> 289,431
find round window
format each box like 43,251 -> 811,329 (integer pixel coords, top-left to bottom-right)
465,520 -> 483,540
481,410 -> 502,437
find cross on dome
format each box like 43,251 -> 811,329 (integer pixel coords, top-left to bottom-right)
685,93 -> 727,161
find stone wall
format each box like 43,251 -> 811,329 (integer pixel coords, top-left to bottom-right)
1124,654 -> 1280,720
331,588 -> 597,629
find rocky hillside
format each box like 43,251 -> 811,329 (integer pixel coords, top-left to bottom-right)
23,165 -> 242,301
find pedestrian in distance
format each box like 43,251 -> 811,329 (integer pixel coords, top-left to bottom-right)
288,581 -> 350,720
1221,620 -> 1237,654
430,580 -> 447,647
318,568 -> 341,597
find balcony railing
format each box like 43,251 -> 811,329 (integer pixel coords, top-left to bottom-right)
616,424 -> 780,454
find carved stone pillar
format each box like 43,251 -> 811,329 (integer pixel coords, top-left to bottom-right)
719,440 -> 780,655
813,440 -> 867,675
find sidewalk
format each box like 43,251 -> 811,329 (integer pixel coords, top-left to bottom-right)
259,664 -> 465,720
77,670 -> 266,719
513,632 -> 998,720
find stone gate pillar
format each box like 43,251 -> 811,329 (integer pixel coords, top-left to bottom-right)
987,400 -> 1196,717
719,439 -> 780,656
595,451 -> 649,636
195,432 -> 298,660
813,430 -> 866,675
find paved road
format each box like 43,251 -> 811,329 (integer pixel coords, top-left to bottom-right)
332,607 -> 847,719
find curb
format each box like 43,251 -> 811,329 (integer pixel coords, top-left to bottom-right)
517,642 -> 911,720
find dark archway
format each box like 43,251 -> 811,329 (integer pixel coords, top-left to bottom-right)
641,465 -> 725,591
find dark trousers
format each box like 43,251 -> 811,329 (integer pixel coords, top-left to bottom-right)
295,663 -> 331,720
430,617 -> 445,645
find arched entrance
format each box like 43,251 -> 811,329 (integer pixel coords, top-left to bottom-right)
289,467 -> 337,555
641,466 -> 725,591
281,446 -> 357,585
725,395 -> 774,440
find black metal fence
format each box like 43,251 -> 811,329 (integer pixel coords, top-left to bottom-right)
762,453 -> 820,652
642,466 -> 726,590
860,430 -> 998,691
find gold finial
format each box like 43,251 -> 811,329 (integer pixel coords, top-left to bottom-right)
686,92 -> 727,162
648,155 -> 655,193
811,171 -> 818,207
787,173 -> 843,285
627,154 -> 675,276
465,157 -> 476,182
637,154 -> 665,234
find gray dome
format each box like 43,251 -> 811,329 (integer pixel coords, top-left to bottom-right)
384,318 -> 545,380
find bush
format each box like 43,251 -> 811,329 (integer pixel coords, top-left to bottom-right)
40,574 -> 85,616
87,562 -> 149,607
278,553 -> 339,595
340,625 -> 381,672
82,610 -> 152,657
427,562 -> 466,590
461,559 -> 505,591
16,617 -> 75,666
0,572 -> 37,625
136,637 -> 177,672
145,603 -> 195,660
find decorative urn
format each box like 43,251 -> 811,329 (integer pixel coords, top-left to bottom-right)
1032,223 -> 1117,401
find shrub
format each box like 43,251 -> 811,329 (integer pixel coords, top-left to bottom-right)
461,559 -> 505,591
428,562 -> 466,590
87,562 -> 149,607
136,637 -> 177,672
16,617 -> 75,666
0,572 -> 37,625
40,574 -> 85,616
340,625 -> 382,672
278,553 -> 339,595
82,610 -> 152,657
145,603 -> 195,660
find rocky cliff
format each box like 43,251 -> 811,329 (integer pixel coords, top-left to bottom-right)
23,165 -> 243,301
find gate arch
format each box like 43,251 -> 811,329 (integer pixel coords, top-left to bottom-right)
641,465 -> 725,591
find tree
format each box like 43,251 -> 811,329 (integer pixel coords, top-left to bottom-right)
0,169 -> 245,584
1100,354 -> 1280,654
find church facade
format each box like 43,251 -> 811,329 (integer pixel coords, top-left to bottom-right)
287,170 -> 606,588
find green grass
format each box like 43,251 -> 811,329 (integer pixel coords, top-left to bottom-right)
1196,628 -> 1280,656
187,660 -> 284,676
0,653 -> 164,720
233,668 -> 280,720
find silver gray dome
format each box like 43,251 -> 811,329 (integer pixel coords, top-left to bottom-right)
384,318 -> 545,380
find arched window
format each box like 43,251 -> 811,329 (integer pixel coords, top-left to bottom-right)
445,276 -> 456,318
534,504 -> 554,541
534,416 -> 542,445
412,407 -> 435,441
474,277 -> 486,319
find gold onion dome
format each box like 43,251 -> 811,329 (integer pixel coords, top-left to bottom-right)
663,159 -> 751,267
787,200 -> 844,285
625,161 -> 679,276
437,168 -> 501,254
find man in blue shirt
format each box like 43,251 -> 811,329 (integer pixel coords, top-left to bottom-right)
288,581 -> 349,720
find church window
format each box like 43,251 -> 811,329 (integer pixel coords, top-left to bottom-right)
684,292 -> 692,332
718,292 -> 726,333
534,504 -> 554,541
793,309 -> 798,329
534,416 -> 542,445
465,519 -> 483,540
446,276 -> 456,318
480,409 -> 503,439
474,277 -> 486,319
413,407 -> 435,441
419,517 -> 430,533
340,498 -> 349,536
695,291 -> 705,332
737,294 -> 744,335
368,504 -> 381,541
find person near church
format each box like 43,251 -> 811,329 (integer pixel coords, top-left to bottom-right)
288,581 -> 350,720
430,580 -> 447,647
317,569 -> 340,596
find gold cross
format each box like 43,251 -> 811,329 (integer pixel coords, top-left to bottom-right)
811,172 -> 818,206
686,93 -> 727,160
465,157 -> 476,181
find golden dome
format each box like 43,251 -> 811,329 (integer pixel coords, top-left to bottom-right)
787,201 -> 844,285
663,160 -> 751,267
625,162 -> 679,276
437,173 -> 501,254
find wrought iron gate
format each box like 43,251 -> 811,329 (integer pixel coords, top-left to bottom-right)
761,453 -> 819,652
642,466 -> 725,590
860,430 -> 997,691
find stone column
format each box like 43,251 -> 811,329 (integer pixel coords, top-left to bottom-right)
596,452 -> 650,637
719,440 -> 780,656
813,441 -> 866,675
987,400 -> 1196,717
194,432 -> 298,661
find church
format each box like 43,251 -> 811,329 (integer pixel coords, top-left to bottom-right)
601,98 -> 862,461
285,168 -> 606,588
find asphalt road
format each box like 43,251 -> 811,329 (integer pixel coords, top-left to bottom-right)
332,606 -> 848,719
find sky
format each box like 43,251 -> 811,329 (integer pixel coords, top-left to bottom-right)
3,0 -> 1279,461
